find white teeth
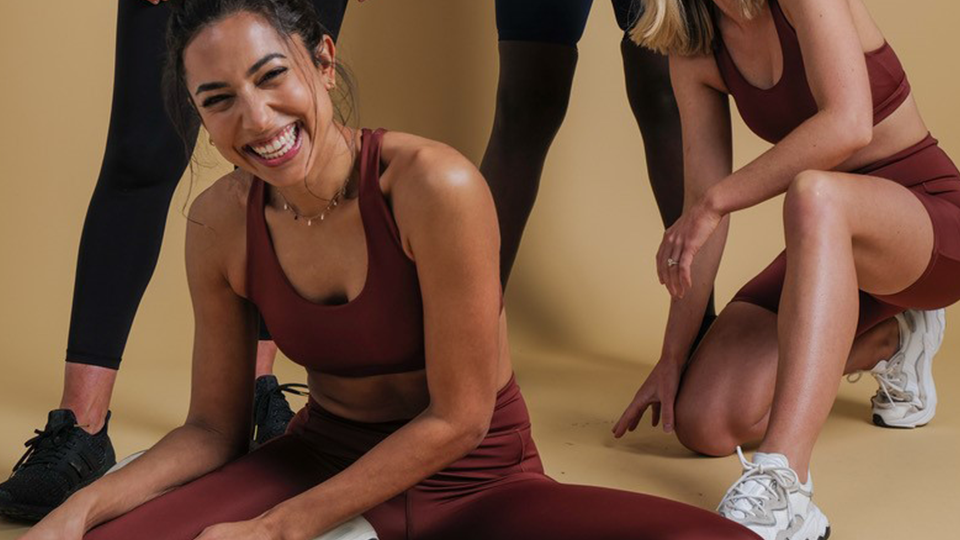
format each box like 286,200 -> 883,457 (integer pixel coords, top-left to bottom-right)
250,124 -> 299,160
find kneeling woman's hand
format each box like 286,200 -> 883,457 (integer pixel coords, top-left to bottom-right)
657,201 -> 723,299
612,357 -> 684,437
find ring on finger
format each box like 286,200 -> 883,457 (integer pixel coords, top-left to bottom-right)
666,258 -> 679,267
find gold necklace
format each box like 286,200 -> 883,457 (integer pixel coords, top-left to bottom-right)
276,174 -> 353,226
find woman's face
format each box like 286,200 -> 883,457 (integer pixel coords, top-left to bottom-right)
183,12 -> 337,187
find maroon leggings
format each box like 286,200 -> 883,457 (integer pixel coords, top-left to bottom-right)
733,134 -> 960,334
85,377 -> 758,540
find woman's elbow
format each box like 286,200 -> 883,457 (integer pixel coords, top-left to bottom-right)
847,120 -> 873,153
441,411 -> 492,455
457,416 -> 491,453
830,108 -> 873,155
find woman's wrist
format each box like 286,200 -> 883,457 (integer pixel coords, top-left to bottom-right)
700,184 -> 728,218
659,348 -> 689,367
55,489 -> 98,532
259,505 -> 302,540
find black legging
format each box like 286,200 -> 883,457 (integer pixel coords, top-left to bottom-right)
485,0 -> 717,341
66,0 -> 349,370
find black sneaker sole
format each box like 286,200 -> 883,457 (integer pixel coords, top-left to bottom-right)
872,413 -> 930,429
0,501 -> 54,523
0,463 -> 114,523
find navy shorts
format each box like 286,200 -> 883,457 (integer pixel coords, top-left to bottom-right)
496,0 -> 643,46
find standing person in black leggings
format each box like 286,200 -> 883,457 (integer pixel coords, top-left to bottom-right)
0,0 -> 349,522
483,0 -> 718,330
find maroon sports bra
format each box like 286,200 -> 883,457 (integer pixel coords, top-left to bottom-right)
246,128 -> 426,377
714,0 -> 911,143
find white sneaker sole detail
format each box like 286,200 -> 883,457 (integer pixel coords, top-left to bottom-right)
106,450 -> 146,474
873,309 -> 944,428
787,502 -> 830,540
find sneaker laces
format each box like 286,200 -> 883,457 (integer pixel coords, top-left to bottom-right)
253,383 -> 308,440
871,351 -> 913,405
13,422 -> 88,473
718,447 -> 800,523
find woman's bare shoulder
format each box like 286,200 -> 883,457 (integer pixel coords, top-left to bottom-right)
376,131 -> 488,218
671,51 -> 728,95
185,169 -> 253,292
188,169 -> 253,233
378,131 -> 483,197
375,130 -> 495,257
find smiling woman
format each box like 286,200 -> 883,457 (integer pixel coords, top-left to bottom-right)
164,0 -> 358,192
13,1 -> 762,539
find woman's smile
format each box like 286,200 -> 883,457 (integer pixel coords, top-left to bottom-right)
244,121 -> 304,167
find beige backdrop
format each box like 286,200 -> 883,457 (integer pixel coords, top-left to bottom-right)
1,0 -> 958,538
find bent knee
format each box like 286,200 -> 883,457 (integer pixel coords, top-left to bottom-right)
101,136 -> 192,192
493,76 -> 573,146
674,398 -> 739,457
784,170 -> 848,233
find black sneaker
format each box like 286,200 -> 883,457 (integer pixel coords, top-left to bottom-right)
0,410 -> 116,522
251,375 -> 308,449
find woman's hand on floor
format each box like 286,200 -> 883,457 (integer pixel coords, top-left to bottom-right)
613,358 -> 684,437
656,201 -> 723,299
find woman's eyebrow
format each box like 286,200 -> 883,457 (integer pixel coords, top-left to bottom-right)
194,53 -> 288,95
247,52 -> 287,76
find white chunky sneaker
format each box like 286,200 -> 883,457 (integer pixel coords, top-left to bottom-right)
869,309 -> 944,428
718,448 -> 830,540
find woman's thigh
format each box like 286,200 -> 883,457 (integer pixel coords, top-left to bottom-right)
84,436 -> 336,540
414,476 -> 759,540
783,171 -> 936,297
495,0 -> 593,45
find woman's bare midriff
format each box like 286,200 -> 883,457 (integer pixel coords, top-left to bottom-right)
838,94 -> 931,172
307,311 -> 515,423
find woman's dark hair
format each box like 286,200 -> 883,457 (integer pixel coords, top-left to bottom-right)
162,0 -> 357,159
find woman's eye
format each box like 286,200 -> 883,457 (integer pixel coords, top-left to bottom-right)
259,67 -> 288,85
201,95 -> 232,108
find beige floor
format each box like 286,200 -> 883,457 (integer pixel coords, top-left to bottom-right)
1,315 -> 958,538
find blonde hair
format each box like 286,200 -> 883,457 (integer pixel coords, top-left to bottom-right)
629,0 -> 766,56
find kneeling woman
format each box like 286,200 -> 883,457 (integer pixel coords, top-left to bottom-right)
20,1 -> 756,539
616,0 -> 957,539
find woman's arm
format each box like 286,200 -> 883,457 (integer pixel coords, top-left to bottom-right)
244,143 -> 503,540
704,0 -> 873,216
614,53 -> 732,436
658,54 -> 733,364
47,179 -> 259,534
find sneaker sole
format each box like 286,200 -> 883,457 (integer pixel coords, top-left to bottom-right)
0,503 -> 51,523
873,309 -> 944,429
790,501 -> 831,540
0,460 -> 115,523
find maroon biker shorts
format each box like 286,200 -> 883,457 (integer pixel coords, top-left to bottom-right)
733,134 -> 960,334
84,376 -> 758,540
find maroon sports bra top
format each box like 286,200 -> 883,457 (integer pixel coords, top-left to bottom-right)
714,0 -> 911,143
246,128 -> 426,377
